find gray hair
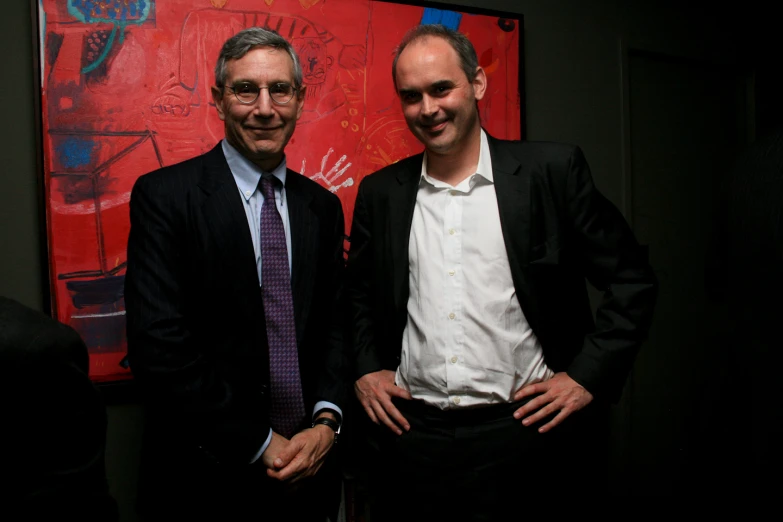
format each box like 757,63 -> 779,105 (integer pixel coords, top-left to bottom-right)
391,24 -> 479,89
214,27 -> 303,89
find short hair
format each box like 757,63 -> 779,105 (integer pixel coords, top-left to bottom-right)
214,27 -> 303,89
391,24 -> 479,89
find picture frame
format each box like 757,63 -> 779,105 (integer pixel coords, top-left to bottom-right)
31,0 -> 524,389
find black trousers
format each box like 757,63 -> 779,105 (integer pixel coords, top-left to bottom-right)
136,443 -> 341,522
363,397 -> 609,522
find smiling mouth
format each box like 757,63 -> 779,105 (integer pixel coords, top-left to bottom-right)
420,121 -> 447,133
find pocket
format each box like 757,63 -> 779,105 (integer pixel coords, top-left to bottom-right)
529,236 -> 563,266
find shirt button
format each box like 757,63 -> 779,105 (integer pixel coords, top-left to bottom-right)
450,190 -> 457,196
450,356 -> 458,364
448,269 -> 455,276
448,312 -> 455,320
244,190 -> 252,197
449,228 -> 456,235
452,396 -> 461,405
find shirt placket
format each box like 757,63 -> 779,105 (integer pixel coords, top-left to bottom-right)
444,187 -> 464,405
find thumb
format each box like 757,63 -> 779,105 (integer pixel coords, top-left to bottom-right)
273,438 -> 302,469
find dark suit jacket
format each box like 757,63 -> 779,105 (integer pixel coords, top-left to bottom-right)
124,144 -> 347,516
0,296 -> 118,522
346,135 -> 657,404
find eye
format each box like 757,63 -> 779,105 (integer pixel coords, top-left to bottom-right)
270,83 -> 293,96
400,92 -> 421,103
432,85 -> 451,96
232,82 -> 258,99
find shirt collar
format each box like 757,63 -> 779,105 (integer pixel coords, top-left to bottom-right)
222,139 -> 287,201
420,129 -> 494,188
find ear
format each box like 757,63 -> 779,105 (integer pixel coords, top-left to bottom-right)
471,67 -> 487,102
295,85 -> 306,120
211,85 -> 226,121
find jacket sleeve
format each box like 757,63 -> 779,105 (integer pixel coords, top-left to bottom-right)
562,147 -> 658,401
314,194 -> 350,413
345,179 -> 385,379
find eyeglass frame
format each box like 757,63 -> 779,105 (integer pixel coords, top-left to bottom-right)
224,81 -> 300,106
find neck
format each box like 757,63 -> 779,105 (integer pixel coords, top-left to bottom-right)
251,154 -> 283,173
425,126 -> 481,186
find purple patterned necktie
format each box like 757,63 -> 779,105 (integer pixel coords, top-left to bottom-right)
260,175 -> 305,438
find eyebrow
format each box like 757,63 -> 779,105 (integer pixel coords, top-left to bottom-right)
430,80 -> 455,90
398,80 -> 455,95
230,79 -> 291,86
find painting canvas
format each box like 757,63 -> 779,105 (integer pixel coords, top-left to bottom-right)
34,0 -> 523,383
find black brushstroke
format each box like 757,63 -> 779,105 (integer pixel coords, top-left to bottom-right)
65,275 -> 125,308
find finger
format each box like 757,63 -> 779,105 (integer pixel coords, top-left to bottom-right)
537,408 -> 571,433
362,401 -> 380,425
276,462 -> 305,482
512,394 -> 550,420
273,439 -> 304,469
514,382 -> 545,401
520,402 -> 560,427
272,445 -> 326,483
387,385 -> 413,400
377,393 -> 411,431
381,399 -> 410,431
269,451 -> 309,482
267,463 -> 303,482
288,460 -> 324,484
372,401 -> 405,435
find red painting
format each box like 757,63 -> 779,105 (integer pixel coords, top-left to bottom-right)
35,0 -> 523,383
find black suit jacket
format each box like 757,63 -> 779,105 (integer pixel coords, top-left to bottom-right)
0,296 -> 117,522
124,144 -> 346,515
347,135 -> 657,403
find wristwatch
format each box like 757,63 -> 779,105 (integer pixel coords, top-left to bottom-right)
312,416 -> 340,444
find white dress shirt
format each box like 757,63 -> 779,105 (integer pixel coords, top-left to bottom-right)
222,140 -> 341,460
395,130 -> 553,409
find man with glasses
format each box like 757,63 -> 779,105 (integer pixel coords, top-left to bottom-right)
125,27 -> 347,521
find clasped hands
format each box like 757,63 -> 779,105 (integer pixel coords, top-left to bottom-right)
262,420 -> 336,483
354,370 -> 593,434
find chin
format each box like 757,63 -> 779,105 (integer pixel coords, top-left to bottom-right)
424,140 -> 456,155
247,141 -> 281,155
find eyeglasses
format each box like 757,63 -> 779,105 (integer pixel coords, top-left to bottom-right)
225,82 -> 298,105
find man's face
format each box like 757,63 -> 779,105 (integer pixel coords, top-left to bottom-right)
211,47 -> 304,171
394,37 -> 486,157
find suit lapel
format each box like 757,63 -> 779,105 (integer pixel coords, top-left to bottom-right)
285,172 -> 316,346
488,136 -> 537,317
197,145 -> 260,301
389,156 -> 422,313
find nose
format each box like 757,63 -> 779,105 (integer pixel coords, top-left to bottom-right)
420,94 -> 438,118
251,89 -> 276,118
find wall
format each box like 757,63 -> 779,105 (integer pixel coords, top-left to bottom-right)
1,0 -> 763,518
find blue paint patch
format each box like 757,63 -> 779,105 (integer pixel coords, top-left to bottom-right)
68,0 -> 152,73
56,137 -> 96,169
69,0 -> 150,23
420,8 -> 462,30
